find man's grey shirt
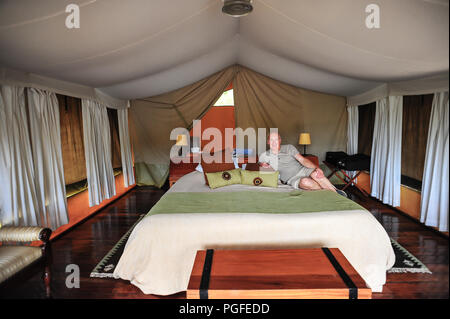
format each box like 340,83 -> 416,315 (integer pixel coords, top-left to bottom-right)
259,144 -> 304,183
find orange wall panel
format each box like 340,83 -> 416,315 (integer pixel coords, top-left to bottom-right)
358,172 -> 421,219
190,106 -> 236,150
353,172 -> 448,235
55,174 -> 135,239
356,172 -> 371,195
30,173 -> 135,246
398,187 -> 422,220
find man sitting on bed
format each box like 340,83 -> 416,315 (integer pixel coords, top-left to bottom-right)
259,132 -> 347,197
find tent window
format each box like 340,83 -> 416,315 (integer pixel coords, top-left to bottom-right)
401,94 -> 433,190
107,108 -> 122,170
58,94 -> 122,198
358,102 -> 376,157
191,83 -> 235,150
57,94 -> 87,186
213,88 -> 234,106
357,96 -> 433,191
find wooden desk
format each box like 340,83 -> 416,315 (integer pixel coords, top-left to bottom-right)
187,248 -> 371,299
169,154 -> 199,187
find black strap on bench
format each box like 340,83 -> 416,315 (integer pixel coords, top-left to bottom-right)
322,248 -> 358,299
199,249 -> 214,299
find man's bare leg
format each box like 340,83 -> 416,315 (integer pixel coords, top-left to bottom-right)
298,177 -> 322,190
309,169 -> 337,192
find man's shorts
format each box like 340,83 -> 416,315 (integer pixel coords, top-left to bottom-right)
286,167 -> 316,189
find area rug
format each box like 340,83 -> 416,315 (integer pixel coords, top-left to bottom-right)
90,215 -> 432,278
388,238 -> 432,274
90,214 -> 145,278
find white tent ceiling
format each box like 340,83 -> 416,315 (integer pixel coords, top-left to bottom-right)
0,0 -> 448,99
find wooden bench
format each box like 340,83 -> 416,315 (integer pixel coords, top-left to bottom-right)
187,248 -> 371,299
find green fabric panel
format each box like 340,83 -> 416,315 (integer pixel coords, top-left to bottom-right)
240,170 -> 279,188
65,180 -> 88,198
320,164 -> 345,185
135,162 -> 169,188
205,169 -> 242,189
65,169 -> 123,198
147,190 -> 364,216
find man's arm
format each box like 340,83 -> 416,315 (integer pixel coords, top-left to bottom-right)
286,144 -> 317,169
294,153 -> 317,169
294,153 -> 324,178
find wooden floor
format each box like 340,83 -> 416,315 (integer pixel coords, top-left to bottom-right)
0,186 -> 448,299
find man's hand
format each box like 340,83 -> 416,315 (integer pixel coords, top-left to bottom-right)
311,168 -> 324,179
259,162 -> 271,168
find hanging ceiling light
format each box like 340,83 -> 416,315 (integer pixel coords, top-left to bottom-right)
222,0 -> 253,17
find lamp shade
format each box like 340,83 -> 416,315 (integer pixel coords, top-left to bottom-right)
298,133 -> 311,145
176,134 -> 188,146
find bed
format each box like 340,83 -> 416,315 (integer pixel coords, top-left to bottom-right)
113,171 -> 395,295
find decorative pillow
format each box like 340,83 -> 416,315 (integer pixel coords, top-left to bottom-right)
240,169 -> 279,188
201,149 -> 235,185
205,169 -> 242,189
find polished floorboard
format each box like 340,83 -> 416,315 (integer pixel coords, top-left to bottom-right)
0,186 -> 448,299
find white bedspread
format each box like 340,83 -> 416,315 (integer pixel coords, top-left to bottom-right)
113,171 -> 395,295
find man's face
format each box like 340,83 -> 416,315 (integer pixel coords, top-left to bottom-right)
268,133 -> 281,152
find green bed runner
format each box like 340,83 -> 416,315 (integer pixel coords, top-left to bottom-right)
146,190 -> 364,216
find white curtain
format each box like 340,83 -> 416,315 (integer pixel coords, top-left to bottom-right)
0,85 -> 68,229
347,73 -> 449,107
346,105 -> 359,181
118,108 -> 135,187
27,88 -> 69,229
82,99 -> 116,206
420,92 -> 449,231
370,96 -> 403,207
1,66 -> 129,109
0,85 -> 39,227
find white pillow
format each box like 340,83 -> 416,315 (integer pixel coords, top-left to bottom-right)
232,157 -> 239,169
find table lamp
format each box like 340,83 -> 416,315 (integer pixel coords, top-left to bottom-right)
176,134 -> 188,156
299,133 -> 311,155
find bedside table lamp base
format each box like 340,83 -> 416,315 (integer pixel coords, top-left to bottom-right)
299,133 -> 311,157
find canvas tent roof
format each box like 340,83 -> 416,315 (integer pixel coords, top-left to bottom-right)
0,0 -> 448,101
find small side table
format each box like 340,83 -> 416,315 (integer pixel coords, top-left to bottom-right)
169,154 -> 200,187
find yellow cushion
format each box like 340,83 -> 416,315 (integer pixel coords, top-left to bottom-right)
240,169 -> 279,188
205,168 -> 242,189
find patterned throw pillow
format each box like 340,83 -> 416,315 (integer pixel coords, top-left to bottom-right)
201,149 -> 235,185
205,169 -> 242,189
240,169 -> 279,188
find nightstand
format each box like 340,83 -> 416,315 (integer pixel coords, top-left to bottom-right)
169,154 -> 200,187
235,156 -> 258,167
304,154 -> 319,167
